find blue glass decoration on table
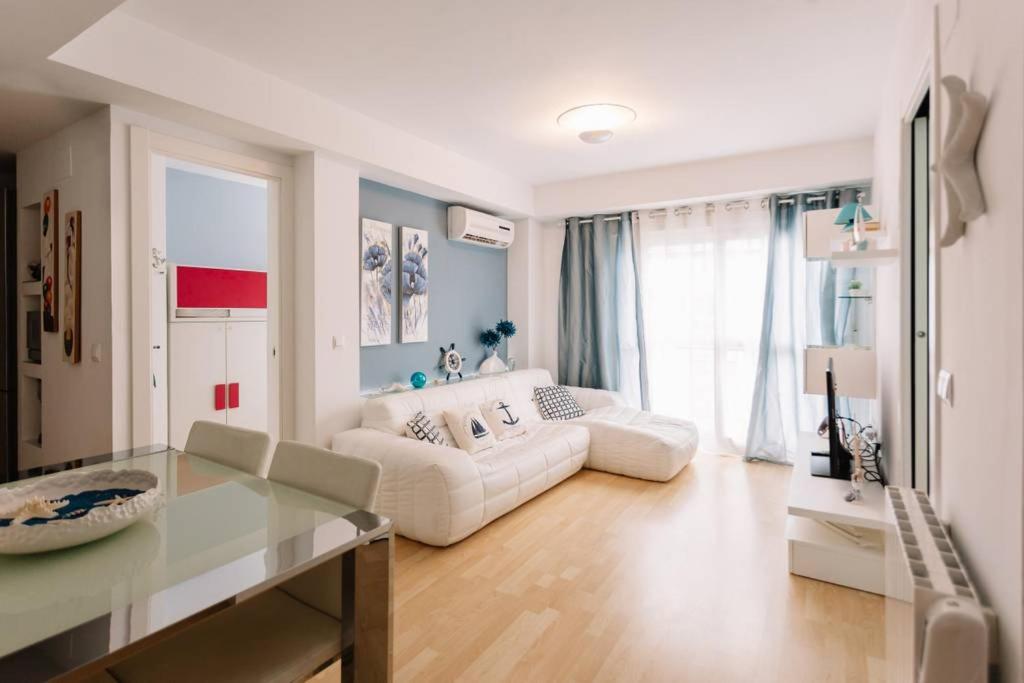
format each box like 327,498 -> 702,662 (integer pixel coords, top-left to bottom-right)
410,371 -> 427,389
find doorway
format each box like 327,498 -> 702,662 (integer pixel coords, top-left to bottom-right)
130,129 -> 291,449
151,157 -> 271,449
910,94 -> 931,491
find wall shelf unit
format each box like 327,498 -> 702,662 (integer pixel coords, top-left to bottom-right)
829,249 -> 898,267
791,205 -> 892,594
20,361 -> 42,379
17,202 -> 42,470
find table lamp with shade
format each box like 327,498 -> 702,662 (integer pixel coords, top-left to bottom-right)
803,346 -> 877,479
834,192 -> 873,249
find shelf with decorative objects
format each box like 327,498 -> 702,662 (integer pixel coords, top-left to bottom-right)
791,196 -> 893,594
20,280 -> 41,297
829,248 -> 898,267
804,201 -> 898,267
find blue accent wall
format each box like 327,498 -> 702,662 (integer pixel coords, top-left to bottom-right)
166,168 -> 268,270
359,180 -> 507,391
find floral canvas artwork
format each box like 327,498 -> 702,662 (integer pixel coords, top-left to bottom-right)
400,227 -> 428,343
40,190 -> 59,333
360,219 -> 393,346
63,211 -> 82,363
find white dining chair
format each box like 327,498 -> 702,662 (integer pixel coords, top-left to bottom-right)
183,420 -> 273,478
266,441 -> 383,624
267,440 -> 383,510
108,441 -> 385,683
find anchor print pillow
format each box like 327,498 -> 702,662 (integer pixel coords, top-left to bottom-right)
443,406 -> 497,454
480,399 -> 527,441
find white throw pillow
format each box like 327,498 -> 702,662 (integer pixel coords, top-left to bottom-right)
405,411 -> 446,446
480,399 -> 527,440
534,385 -> 585,421
444,406 -> 496,454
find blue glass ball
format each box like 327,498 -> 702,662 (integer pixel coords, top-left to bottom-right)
410,371 -> 427,389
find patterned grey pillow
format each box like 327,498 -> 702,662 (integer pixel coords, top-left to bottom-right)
534,385 -> 585,421
404,411 -> 446,446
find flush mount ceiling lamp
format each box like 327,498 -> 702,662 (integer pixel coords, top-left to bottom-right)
557,103 -> 636,144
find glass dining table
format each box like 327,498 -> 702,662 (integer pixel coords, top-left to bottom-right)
0,446 -> 393,682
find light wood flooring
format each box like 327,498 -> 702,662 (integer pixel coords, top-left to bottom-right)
389,452 -> 885,682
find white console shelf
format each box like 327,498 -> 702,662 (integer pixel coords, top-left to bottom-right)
786,433 -> 891,595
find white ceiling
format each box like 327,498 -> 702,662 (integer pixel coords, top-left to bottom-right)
117,0 -> 902,185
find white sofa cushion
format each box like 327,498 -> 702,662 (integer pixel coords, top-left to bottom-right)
480,399 -> 528,440
574,406 -> 699,482
534,385 -> 586,421
405,411 -> 446,446
444,406 -> 496,453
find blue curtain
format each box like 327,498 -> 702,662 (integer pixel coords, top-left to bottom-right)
745,188 -> 869,464
559,213 -> 649,409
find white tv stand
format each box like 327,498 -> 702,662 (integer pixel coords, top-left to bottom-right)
786,433 -> 890,594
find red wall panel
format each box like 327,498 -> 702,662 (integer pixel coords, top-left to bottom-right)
176,266 -> 267,309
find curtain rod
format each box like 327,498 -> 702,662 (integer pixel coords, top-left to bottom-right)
570,185 -> 868,222
572,216 -> 623,225
643,185 -> 868,218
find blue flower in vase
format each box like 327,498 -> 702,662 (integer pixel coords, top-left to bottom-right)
479,328 -> 501,349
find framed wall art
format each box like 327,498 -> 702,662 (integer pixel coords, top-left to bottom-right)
400,226 -> 428,343
360,218 -> 393,346
40,190 -> 59,333
63,211 -> 82,363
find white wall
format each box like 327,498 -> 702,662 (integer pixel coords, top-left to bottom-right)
108,106 -> 294,450
874,0 -> 1024,677
533,137 -> 874,219
507,218 -> 542,370
16,108 -> 112,466
292,152 -> 362,445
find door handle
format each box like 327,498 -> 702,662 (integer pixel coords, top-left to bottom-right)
214,384 -> 226,411
916,331 -> 926,338
228,382 -> 239,409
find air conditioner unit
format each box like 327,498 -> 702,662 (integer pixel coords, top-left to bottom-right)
447,206 -> 514,249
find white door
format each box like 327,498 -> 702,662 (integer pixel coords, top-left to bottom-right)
225,321 -> 267,432
168,321 -> 227,450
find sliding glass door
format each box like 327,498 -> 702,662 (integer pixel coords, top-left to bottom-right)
910,96 -> 931,491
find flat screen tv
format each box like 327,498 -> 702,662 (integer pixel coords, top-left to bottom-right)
810,359 -> 854,479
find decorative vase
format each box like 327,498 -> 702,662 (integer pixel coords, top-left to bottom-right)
479,348 -> 507,375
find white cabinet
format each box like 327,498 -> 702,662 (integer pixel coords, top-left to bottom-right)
168,320 -> 267,449
225,321 -> 267,434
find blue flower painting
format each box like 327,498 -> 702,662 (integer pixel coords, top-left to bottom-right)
360,219 -> 393,346
400,226 -> 429,343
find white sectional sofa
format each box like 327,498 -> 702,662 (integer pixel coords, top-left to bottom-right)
331,369 -> 697,546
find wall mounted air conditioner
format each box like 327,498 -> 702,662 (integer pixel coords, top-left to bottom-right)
447,206 -> 514,249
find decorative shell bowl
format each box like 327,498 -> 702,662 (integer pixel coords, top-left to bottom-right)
0,469 -> 162,554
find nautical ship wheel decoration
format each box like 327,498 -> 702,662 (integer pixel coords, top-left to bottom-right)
439,343 -> 465,381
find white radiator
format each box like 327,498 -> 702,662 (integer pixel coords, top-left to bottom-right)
886,486 -> 998,682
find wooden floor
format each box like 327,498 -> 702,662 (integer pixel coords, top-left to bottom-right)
390,452 -> 885,682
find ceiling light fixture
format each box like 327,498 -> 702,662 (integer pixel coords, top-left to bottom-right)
557,103 -> 636,144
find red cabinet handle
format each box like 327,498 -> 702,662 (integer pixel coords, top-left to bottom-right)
214,384 -> 226,411
228,382 -> 239,409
